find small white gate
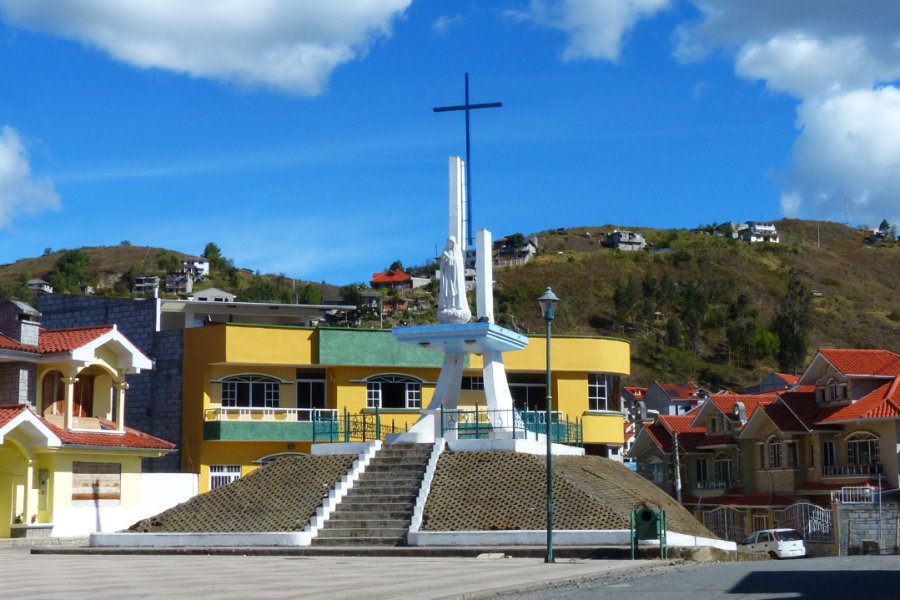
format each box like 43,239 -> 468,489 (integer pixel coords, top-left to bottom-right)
774,502 -> 833,543
700,506 -> 747,542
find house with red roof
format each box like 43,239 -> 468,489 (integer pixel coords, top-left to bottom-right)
369,269 -> 414,290
643,380 -> 710,416
630,394 -> 776,504
0,300 -> 177,538
739,349 -> 900,505
632,348 -> 900,546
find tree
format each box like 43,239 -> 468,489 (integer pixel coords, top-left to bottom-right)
340,283 -> 363,308
774,269 -> 813,372
505,233 -> 526,249
389,260 -> 404,272
157,251 -> 181,273
298,283 -> 322,305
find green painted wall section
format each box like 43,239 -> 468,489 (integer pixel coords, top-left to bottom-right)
318,328 -> 458,367
204,421 -> 315,441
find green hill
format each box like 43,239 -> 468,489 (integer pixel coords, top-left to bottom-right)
1,220 -> 896,391
489,220 -> 899,389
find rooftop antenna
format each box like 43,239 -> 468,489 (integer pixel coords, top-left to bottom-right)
433,73 -> 502,249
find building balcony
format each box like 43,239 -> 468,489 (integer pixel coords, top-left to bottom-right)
203,407 -> 338,442
694,480 -> 732,491
822,463 -> 884,477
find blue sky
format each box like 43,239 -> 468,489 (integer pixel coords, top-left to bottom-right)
0,1 -> 898,285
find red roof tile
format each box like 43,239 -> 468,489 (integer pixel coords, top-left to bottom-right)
0,404 -> 173,451
657,381 -> 705,400
816,381 -> 900,423
776,373 -> 800,385
709,393 -> 776,420
38,326 -> 112,353
369,269 -> 412,285
761,401 -> 807,432
0,333 -> 32,352
819,349 -> 900,377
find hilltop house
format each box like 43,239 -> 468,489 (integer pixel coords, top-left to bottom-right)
0,300 -> 181,538
602,230 -> 647,251
26,279 -> 52,294
737,222 -> 780,243
182,256 -> 210,280
370,269 -> 430,290
744,372 -> 799,394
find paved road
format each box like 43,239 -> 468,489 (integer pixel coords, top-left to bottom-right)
0,548 -> 661,600
492,555 -> 900,600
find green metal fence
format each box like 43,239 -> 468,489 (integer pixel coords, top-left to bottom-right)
439,404 -> 583,446
311,407 -> 408,443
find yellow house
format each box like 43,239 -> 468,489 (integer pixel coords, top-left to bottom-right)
182,323 -> 630,492
0,301 -> 174,538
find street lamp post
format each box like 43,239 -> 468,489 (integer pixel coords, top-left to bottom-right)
538,286 -> 560,564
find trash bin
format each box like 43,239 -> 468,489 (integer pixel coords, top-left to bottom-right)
631,505 -> 667,559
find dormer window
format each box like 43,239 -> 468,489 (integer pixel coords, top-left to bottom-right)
826,378 -> 841,402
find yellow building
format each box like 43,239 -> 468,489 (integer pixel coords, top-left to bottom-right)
0,301 -> 173,538
183,323 -> 630,492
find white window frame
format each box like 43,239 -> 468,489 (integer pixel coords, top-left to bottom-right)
588,373 -> 618,411
221,375 -> 280,408
365,375 -> 422,410
846,432 -> 880,466
209,464 -> 241,490
767,436 -> 783,469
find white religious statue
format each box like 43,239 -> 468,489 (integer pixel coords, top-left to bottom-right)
437,235 -> 471,324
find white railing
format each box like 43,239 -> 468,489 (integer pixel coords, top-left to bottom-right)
830,486 -> 876,504
694,481 -> 731,490
205,407 -> 338,423
822,464 -> 883,476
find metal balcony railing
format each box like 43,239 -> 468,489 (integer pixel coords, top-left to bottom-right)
822,463 -> 884,477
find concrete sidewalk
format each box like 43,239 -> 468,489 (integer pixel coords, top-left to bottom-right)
1,548 -> 670,599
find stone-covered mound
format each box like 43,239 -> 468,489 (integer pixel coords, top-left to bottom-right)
127,454 -> 355,533
422,452 -> 714,538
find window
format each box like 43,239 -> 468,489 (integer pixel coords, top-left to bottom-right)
296,369 -> 326,421
825,377 -> 845,402
588,373 -> 620,411
646,459 -> 665,483
365,375 -> 422,409
846,432 -> 880,466
767,437 -> 782,468
713,454 -> 732,484
695,459 -> 708,484
461,376 -> 484,391
209,465 -> 241,490
786,441 -> 798,468
509,374 -> 547,412
221,375 -> 280,408
822,440 -> 836,468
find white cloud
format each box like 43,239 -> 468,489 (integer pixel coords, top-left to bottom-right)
508,0 -> 670,62
0,126 -> 60,228
677,0 -> 900,226
0,0 -> 411,95
432,14 -> 464,35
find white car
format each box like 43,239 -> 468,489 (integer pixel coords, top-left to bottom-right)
739,528 -> 807,559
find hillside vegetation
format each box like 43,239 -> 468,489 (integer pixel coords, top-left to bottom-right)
490,220 -> 899,389
0,220 -> 896,391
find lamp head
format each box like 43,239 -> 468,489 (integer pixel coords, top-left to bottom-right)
537,287 -> 560,321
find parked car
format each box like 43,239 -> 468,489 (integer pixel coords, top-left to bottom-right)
739,528 -> 807,559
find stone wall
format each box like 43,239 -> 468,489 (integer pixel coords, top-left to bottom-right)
839,502 -> 900,555
37,295 -> 183,472
0,363 -> 36,407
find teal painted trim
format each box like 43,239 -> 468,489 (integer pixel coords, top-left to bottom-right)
318,328 -> 463,367
203,420 -> 316,441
